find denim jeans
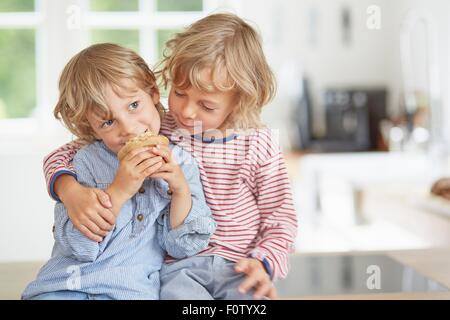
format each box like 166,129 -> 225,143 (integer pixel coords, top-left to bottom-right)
160,255 -> 255,300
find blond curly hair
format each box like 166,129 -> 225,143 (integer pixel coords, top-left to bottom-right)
158,13 -> 276,129
54,43 -> 164,142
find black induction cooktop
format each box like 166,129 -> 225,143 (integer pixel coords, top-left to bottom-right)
275,254 -> 448,297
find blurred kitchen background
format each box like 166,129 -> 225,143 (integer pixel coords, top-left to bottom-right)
2,0 -> 450,266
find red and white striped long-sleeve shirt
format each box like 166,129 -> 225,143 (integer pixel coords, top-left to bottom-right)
43,112 -> 298,280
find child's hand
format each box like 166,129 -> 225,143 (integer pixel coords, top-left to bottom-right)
61,183 -> 116,242
111,146 -> 164,200
235,258 -> 278,300
150,145 -> 189,194
150,145 -> 192,229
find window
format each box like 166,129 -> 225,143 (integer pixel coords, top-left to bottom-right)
0,0 -> 35,12
0,29 -> 36,119
88,0 -> 208,72
90,0 -> 139,12
157,28 -> 181,60
0,0 -> 222,128
156,0 -> 203,12
0,0 -> 37,120
91,29 -> 140,52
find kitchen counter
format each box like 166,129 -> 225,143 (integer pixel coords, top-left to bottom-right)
3,248 -> 449,300
277,248 -> 450,299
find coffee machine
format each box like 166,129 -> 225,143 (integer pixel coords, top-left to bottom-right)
293,80 -> 387,152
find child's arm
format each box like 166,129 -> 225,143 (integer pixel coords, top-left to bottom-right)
236,139 -> 298,299
53,202 -> 114,262
44,141 -> 115,242
152,145 -> 216,259
247,150 -> 297,279
53,146 -> 162,261
44,140 -> 83,200
53,150 -> 115,262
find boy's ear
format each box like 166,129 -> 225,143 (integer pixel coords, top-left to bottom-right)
151,91 -> 160,105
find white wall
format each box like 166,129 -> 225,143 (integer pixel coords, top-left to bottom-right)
0,0 -> 89,262
232,0 -> 394,146
0,134 -> 72,262
233,0 -> 450,148
0,151 -> 54,262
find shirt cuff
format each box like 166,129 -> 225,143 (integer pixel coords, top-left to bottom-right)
157,207 -> 216,259
165,213 -> 216,240
261,258 -> 273,279
249,251 -> 274,280
49,170 -> 77,202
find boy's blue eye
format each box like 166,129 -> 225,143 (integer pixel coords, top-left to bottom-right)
129,101 -> 139,110
101,120 -> 114,128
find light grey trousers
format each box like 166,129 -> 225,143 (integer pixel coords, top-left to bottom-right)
160,255 -> 255,300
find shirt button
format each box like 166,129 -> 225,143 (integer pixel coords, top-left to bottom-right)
139,187 -> 145,194
167,189 -> 173,196
52,225 -> 55,233
137,214 -> 144,222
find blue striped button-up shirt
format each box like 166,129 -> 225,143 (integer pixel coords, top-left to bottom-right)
22,141 -> 216,300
